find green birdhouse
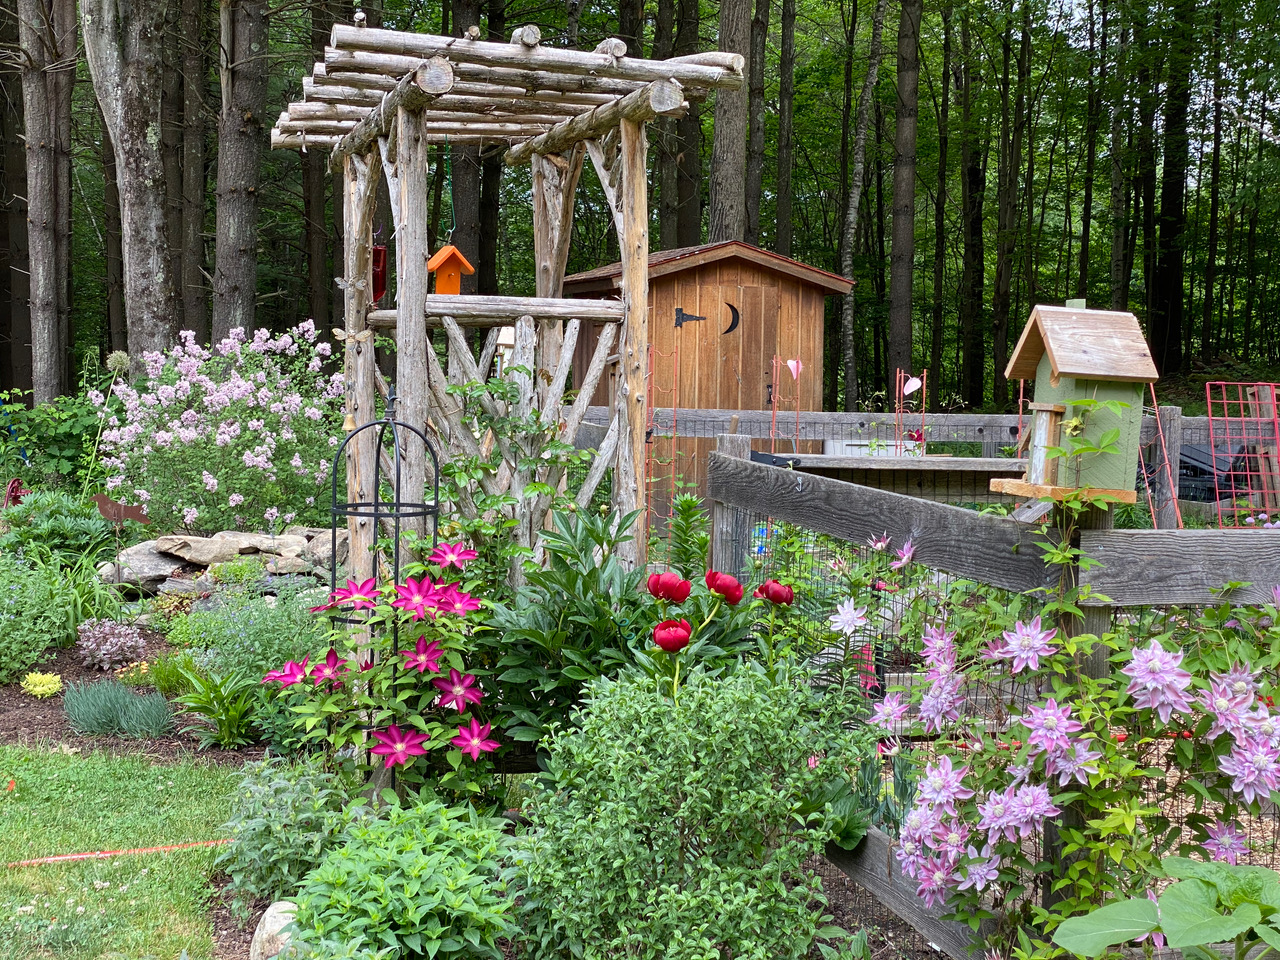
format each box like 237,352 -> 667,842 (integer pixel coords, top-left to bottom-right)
991,304 -> 1158,504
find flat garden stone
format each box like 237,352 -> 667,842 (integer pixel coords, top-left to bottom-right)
154,535 -> 243,566
302,528 -> 348,567
283,525 -> 329,540
100,541 -> 185,592
249,901 -> 296,960
156,577 -> 200,595
265,556 -> 315,575
211,531 -> 309,555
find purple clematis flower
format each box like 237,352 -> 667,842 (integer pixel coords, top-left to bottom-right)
1021,698 -> 1083,756
1204,820 -> 1249,865
890,539 -> 916,570
1121,638 -> 1194,723
870,692 -> 911,730
995,616 -> 1057,673
917,756 -> 975,813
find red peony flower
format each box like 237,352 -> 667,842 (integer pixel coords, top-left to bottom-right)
753,579 -> 794,605
704,570 -> 744,605
654,618 -> 692,653
647,571 -> 692,603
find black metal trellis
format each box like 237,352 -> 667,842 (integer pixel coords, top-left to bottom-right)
328,388 -> 440,594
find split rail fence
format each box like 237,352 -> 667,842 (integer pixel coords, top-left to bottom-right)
704,437 -> 1280,957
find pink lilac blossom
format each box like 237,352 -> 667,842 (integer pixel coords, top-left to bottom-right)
1120,638 -> 1194,723
183,507 -> 199,526
1204,820 -> 1249,864
993,616 -> 1057,673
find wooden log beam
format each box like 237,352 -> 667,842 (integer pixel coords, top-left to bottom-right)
286,101 -> 373,121
330,24 -> 745,89
506,79 -> 685,165
329,57 -> 454,167
279,119 -> 358,135
303,76 -> 385,106
365,294 -> 624,327
272,131 -> 344,149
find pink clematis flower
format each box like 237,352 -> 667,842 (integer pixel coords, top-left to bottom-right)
890,540 -> 915,570
263,657 -> 309,687
309,649 -> 349,686
433,669 -> 484,712
434,584 -> 483,616
392,577 -> 439,621
401,636 -> 444,674
311,577 -> 379,612
428,541 -> 479,570
452,717 -> 500,761
369,724 -> 431,769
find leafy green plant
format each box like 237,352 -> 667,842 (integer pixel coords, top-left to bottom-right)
63,680 -> 174,737
290,799 -> 515,960
666,492 -> 710,579
173,670 -> 259,749
0,490 -> 128,566
20,672 -> 62,699
512,668 -> 873,959
215,757 -> 353,921
148,591 -> 197,635
0,555 -> 66,683
1054,856 -> 1280,957
0,387 -> 110,490
210,556 -> 268,587
148,650 -> 201,698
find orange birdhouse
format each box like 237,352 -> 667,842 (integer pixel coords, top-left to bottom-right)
427,245 -> 475,295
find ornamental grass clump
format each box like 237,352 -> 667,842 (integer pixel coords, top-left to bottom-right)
63,680 -> 173,738
76,619 -> 147,672
512,668 -> 874,960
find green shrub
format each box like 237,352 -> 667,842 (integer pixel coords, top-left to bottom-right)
210,556 -> 268,587
63,680 -> 174,738
0,387 -> 108,490
291,800 -> 515,960
0,556 -> 66,683
148,592 -> 197,636
215,757 -> 352,921
512,668 -> 872,960
0,491 -> 129,566
174,670 -> 258,749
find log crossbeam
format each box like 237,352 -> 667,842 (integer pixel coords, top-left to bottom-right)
366,293 -> 624,329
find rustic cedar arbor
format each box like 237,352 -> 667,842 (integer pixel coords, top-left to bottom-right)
270,21 -> 744,580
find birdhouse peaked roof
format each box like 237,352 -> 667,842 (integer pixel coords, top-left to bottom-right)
427,244 -> 475,275
1005,304 -> 1159,383
562,241 -> 853,296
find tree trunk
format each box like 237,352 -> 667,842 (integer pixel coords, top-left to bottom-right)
887,0 -> 921,381
839,0 -> 889,409
0,0 -> 31,393
654,0 -> 677,250
617,0 -> 644,53
709,0 -> 749,243
929,4 -> 951,402
1148,0 -> 1192,375
674,0 -> 702,246
161,6 -> 184,327
478,0 -> 505,296
1106,7 -> 1128,311
1076,0 -> 1101,301
212,0 -> 269,342
82,0 -> 179,362
958,7 -> 985,409
744,0 -> 770,245
450,0 -> 482,295
303,0 -> 331,327
181,0 -> 208,342
1199,4 -> 1222,361
991,5 -> 1027,409
775,0 -> 796,256
103,119 -> 126,354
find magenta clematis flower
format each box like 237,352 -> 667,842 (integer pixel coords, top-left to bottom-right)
263,657 -> 309,687
428,541 -> 479,570
895,835 -> 928,879
434,584 -> 482,616
870,692 -> 911,730
1204,820 -> 1249,864
927,820 -> 970,858
917,756 -> 975,813
919,675 -> 964,733
890,539 -> 915,570
400,636 -> 443,674
1199,681 -> 1253,741
369,724 -> 431,769
915,854 -> 961,908
392,577 -> 439,621
1020,698 -> 1083,756
977,788 -> 1015,842
1134,891 -> 1166,949
432,668 -> 484,712
995,616 -> 1058,673
1120,639 -> 1194,723
451,717 -> 500,761
309,649 -> 349,685
325,577 -> 379,611
1044,739 -> 1102,787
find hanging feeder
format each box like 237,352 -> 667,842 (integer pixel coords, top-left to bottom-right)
371,244 -> 388,303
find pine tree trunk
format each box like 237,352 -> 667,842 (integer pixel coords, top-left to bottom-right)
0,0 -> 30,392
674,0 -> 702,246
1200,4 -> 1222,361
212,0 -> 269,342
478,0 -> 505,296
958,6 -> 985,408
839,0 -> 889,409
990,6 -> 1027,409
1075,0 -> 1100,301
775,0 -> 796,257
617,0 -> 643,53
181,0 -> 208,343
302,1 -> 331,326
887,0 -> 921,381
103,119 -> 126,354
744,0 -> 770,246
1106,5 -> 1128,311
709,0 -> 749,243
929,4 -> 951,402
654,0 -> 677,250
82,0 -> 179,362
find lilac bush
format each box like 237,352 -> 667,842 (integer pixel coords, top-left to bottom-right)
94,323 -> 344,533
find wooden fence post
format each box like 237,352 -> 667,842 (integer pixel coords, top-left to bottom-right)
711,434 -> 752,577
1151,404 -> 1182,529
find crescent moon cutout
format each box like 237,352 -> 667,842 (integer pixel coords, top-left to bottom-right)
723,303 -> 740,335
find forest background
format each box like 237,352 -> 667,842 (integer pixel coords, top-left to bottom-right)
0,0 -> 1274,413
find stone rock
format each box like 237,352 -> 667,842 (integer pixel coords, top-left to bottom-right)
283,525 -> 329,541
302,528 -> 349,568
210,531 -> 309,556
155,535 -> 244,566
157,577 -> 200,595
101,541 -> 185,592
249,901 -> 296,960
265,556 -> 315,576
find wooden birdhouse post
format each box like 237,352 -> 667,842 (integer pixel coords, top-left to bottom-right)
427,244 -> 474,295
991,305 -> 1159,504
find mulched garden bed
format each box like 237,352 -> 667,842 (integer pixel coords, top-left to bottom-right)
0,638 -> 265,765
209,878 -> 268,960
810,857 -> 941,960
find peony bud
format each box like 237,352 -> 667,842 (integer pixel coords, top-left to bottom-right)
648,571 -> 692,603
752,579 -> 794,605
704,570 -> 744,605
653,618 -> 692,653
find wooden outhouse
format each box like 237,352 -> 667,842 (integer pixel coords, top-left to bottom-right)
564,242 -> 851,513
990,304 -> 1159,504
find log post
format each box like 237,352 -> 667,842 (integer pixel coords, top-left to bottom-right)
531,144 -> 585,409
395,105 -> 432,545
1153,405 -> 1182,530
711,434 -> 752,577
612,117 -> 649,568
342,151 -> 382,585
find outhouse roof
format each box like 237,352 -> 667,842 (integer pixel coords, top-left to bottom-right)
1005,304 -> 1159,383
562,241 -> 853,296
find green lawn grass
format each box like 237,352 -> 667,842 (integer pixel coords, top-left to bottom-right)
0,744 -> 237,959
